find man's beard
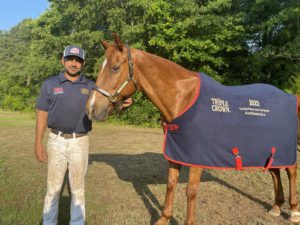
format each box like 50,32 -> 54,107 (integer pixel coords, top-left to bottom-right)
65,68 -> 81,77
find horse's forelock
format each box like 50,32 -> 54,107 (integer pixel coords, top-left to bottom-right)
105,46 -> 127,66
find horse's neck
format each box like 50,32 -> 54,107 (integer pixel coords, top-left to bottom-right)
132,49 -> 199,122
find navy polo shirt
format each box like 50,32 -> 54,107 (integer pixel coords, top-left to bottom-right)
36,71 -> 95,133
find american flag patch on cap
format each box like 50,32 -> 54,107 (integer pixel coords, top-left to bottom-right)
63,45 -> 85,60
70,47 -> 80,54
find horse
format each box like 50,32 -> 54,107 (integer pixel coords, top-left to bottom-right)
86,34 -> 300,225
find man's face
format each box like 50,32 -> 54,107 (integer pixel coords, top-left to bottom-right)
62,56 -> 84,76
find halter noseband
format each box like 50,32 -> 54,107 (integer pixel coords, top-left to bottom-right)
93,45 -> 137,103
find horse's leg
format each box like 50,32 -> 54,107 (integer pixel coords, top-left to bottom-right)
269,168 -> 284,216
288,100 -> 300,222
185,167 -> 203,225
286,165 -> 300,222
298,103 -> 300,151
155,161 -> 182,225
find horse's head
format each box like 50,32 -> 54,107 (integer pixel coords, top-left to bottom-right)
86,34 -> 137,121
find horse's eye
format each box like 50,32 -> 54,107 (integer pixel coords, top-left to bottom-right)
111,65 -> 120,73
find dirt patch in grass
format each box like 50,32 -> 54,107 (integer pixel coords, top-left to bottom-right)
0,112 -> 299,225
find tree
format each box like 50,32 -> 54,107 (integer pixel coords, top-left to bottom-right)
223,0 -> 300,88
0,0 -> 299,125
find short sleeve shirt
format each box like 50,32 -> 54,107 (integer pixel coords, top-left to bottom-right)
36,71 -> 95,133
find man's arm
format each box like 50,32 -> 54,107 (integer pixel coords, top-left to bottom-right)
35,110 -> 48,163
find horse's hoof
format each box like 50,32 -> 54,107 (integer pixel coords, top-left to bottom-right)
268,208 -> 281,217
290,211 -> 300,223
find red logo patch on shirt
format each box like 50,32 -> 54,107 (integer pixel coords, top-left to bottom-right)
53,87 -> 64,94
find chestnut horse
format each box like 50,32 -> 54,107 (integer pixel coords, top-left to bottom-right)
86,35 -> 300,225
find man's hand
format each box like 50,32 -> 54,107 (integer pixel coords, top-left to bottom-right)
121,97 -> 133,109
35,143 -> 47,163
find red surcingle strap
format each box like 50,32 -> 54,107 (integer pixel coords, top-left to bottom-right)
264,147 -> 276,171
232,147 -> 243,170
163,123 -> 179,132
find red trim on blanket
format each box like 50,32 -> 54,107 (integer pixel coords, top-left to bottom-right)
162,130 -> 296,170
296,95 -> 299,113
175,74 -> 201,119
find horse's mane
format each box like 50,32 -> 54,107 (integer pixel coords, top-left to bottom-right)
134,49 -> 195,76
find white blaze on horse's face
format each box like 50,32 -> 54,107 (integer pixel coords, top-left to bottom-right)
86,58 -> 111,121
89,59 -> 107,108
89,59 -> 107,109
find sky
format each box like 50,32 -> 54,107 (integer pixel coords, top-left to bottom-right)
0,0 -> 49,31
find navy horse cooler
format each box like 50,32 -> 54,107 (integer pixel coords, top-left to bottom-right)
163,73 -> 298,170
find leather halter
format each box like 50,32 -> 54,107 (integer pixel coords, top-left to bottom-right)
93,45 -> 137,103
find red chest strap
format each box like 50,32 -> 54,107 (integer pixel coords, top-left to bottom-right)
163,123 -> 179,132
264,147 -> 276,171
232,147 -> 243,170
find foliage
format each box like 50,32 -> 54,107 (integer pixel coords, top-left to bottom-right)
113,92 -> 161,127
223,0 -> 300,88
0,0 -> 299,125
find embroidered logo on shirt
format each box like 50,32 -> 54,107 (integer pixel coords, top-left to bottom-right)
53,87 -> 64,94
81,88 -> 89,95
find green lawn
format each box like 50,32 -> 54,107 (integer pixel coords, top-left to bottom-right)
0,111 -> 299,225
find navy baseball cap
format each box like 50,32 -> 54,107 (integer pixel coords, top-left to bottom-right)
63,45 -> 85,60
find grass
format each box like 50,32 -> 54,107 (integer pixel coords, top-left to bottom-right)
0,111 -> 299,225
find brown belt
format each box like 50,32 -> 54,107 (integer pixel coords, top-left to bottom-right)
51,129 -> 87,139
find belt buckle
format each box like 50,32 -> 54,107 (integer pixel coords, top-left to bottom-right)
63,133 -> 71,139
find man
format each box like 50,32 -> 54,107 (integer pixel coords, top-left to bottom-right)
35,45 -> 132,225
35,45 -> 93,225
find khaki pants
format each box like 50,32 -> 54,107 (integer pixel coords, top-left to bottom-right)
43,132 -> 89,225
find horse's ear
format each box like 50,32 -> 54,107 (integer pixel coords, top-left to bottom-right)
101,40 -> 110,50
112,33 -> 125,52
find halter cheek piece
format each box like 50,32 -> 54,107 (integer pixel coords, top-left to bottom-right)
93,45 -> 137,104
